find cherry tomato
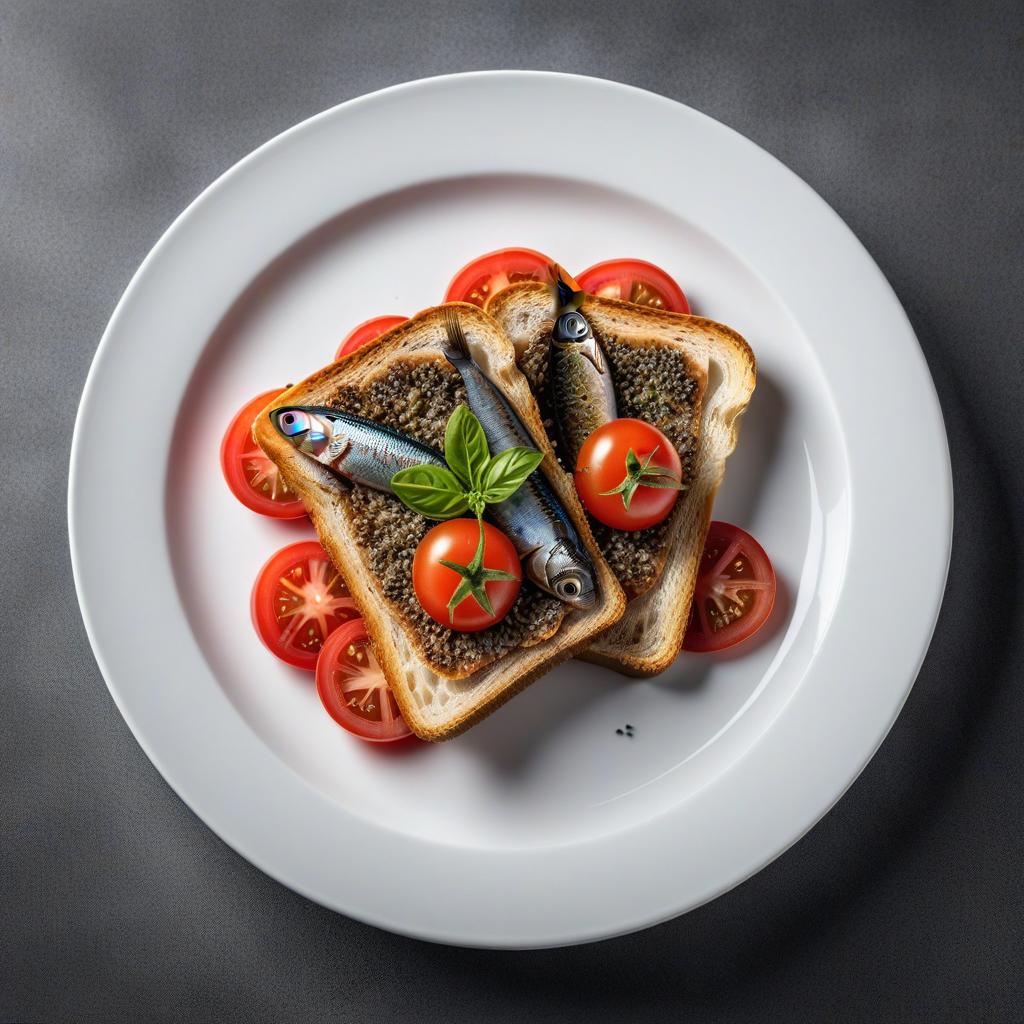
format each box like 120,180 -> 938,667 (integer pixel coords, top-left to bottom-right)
335,315 -> 408,360
412,520 -> 521,632
221,389 -> 307,518
444,247 -> 553,307
251,541 -> 359,670
576,259 -> 690,314
683,522 -> 777,653
574,419 -> 684,531
316,619 -> 415,743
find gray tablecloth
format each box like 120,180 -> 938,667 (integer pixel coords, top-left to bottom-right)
3,1 -> 1022,1020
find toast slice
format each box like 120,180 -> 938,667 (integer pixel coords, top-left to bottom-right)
253,303 -> 626,740
486,282 -> 755,676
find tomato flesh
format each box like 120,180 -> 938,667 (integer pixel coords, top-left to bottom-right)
221,389 -> 307,518
574,419 -> 683,531
252,540 -> 359,670
683,522 -> 776,653
445,247 -> 553,307
412,520 -> 521,632
336,315 -> 408,360
316,619 -> 414,742
576,259 -> 690,314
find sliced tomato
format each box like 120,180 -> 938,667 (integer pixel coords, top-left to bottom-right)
576,259 -> 690,314
316,619 -> 415,743
221,389 -> 307,518
335,315 -> 408,359
252,541 -> 359,670
444,247 -> 553,307
683,522 -> 776,653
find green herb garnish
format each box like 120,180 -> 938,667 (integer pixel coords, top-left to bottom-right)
391,405 -> 544,622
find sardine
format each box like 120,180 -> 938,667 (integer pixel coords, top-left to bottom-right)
440,306 -> 598,610
549,265 -> 617,467
270,406 -> 447,488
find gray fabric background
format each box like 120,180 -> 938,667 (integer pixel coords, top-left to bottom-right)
2,1 -> 1022,1021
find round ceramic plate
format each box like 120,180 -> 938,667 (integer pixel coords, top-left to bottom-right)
69,72 -> 952,948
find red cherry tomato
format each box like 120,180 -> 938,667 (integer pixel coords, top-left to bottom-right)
574,419 -> 684,531
251,541 -> 359,670
316,619 -> 415,743
576,259 -> 690,314
683,522 -> 777,653
412,520 -> 521,632
444,247 -> 554,307
221,389 -> 307,519
335,315 -> 408,360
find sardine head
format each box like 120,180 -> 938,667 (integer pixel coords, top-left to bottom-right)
552,310 -> 606,374
529,539 -> 597,610
552,310 -> 590,343
270,406 -> 334,459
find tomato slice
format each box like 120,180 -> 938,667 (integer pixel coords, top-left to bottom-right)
683,522 -> 776,653
221,389 -> 307,518
444,247 -> 553,307
316,619 -> 415,743
335,315 -> 408,359
251,541 -> 359,670
576,259 -> 690,314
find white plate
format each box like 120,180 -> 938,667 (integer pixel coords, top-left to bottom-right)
69,72 -> 952,948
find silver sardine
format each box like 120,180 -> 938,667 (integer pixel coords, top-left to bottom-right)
270,406 -> 446,488
441,307 -> 598,610
549,264 -> 617,467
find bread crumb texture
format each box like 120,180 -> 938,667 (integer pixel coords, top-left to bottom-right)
518,326 -> 700,598
331,359 -> 565,675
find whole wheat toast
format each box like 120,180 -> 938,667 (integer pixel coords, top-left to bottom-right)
486,282 -> 755,676
253,303 -> 626,740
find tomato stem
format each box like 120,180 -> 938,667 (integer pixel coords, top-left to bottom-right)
468,513 -> 486,573
599,446 -> 685,510
438,514 -> 519,624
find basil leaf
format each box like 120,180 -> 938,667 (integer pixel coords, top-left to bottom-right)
444,404 -> 490,490
390,464 -> 469,520
480,447 -> 545,504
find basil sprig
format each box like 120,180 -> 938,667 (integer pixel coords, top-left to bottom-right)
600,445 -> 685,510
391,405 -> 544,623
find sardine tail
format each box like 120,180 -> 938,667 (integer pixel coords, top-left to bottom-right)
441,304 -> 471,365
550,264 -> 584,312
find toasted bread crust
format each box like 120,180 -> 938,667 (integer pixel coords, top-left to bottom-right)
486,282 -> 755,675
254,303 -> 626,739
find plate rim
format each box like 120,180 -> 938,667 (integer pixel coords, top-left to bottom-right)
69,70 -> 953,948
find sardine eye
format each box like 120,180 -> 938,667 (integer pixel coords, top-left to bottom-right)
555,311 -> 589,341
558,577 -> 582,598
276,410 -> 309,437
